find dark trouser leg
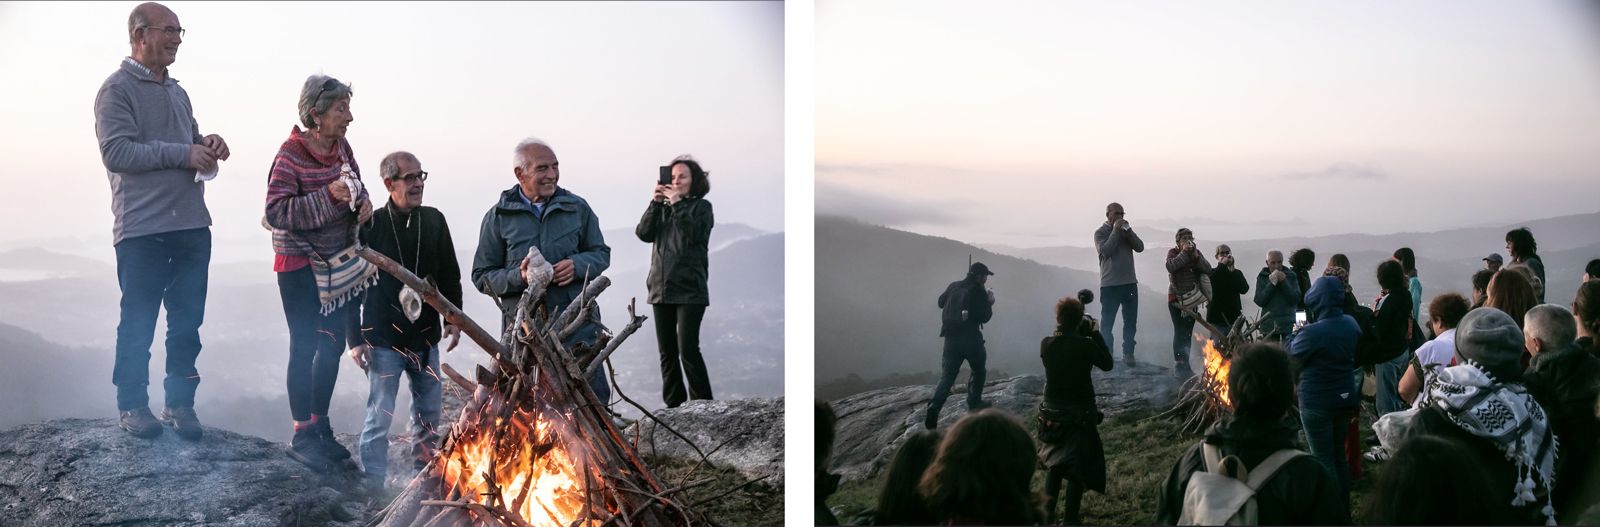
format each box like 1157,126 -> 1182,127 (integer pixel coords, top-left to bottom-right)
653,304 -> 687,408
1169,304 -> 1195,370
926,339 -> 965,424
1062,477 -> 1085,525
280,267 -> 320,421
1099,286 -> 1119,358
964,340 -> 987,409
161,228 -> 210,409
1044,467 -> 1065,525
311,300 -> 353,417
677,304 -> 713,401
1121,284 -> 1139,358
113,233 -> 176,411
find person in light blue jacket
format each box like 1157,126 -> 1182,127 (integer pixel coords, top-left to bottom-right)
472,138 -> 612,403
1254,250 -> 1301,340
1393,248 -> 1423,325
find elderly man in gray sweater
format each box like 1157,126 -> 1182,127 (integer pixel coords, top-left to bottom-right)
94,2 -> 229,440
1095,202 -> 1145,366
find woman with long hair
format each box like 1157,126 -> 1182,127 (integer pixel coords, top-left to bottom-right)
1393,247 -> 1422,325
1370,260 -> 1414,419
1037,293 -> 1112,525
1576,281 -> 1600,355
636,155 -> 716,408
868,430 -> 942,526
1361,435 -> 1512,525
920,409 -> 1043,525
1505,227 -> 1546,302
1486,268 -> 1538,330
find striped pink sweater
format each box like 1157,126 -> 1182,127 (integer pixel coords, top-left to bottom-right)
264,126 -> 367,258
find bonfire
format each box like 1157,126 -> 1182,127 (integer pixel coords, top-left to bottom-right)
356,246 -> 712,527
1152,310 -> 1263,435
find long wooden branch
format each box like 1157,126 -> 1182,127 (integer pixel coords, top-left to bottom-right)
584,299 -> 647,378
357,246 -> 507,359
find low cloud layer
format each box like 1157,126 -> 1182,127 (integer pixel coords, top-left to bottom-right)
1281,162 -> 1390,181
816,181 -> 963,226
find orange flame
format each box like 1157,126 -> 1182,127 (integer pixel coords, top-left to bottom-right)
1202,339 -> 1231,407
437,409 -> 600,526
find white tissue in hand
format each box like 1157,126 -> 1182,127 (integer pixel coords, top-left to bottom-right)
195,166 -> 218,183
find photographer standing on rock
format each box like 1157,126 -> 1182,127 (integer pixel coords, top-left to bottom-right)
1095,202 -> 1145,367
1037,290 -> 1112,525
925,262 -> 996,430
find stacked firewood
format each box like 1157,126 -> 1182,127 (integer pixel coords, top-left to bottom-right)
1153,312 -> 1262,435
359,246 -> 707,527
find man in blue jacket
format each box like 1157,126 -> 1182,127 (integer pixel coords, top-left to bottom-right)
472,138 -> 612,403
1288,276 -> 1361,510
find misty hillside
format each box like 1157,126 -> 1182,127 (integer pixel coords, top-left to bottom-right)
814,215 -> 1178,384
983,211 -> 1599,315
0,230 -> 782,439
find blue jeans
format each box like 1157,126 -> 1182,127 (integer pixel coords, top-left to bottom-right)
1375,350 -> 1411,417
1167,304 -> 1196,368
927,334 -> 987,419
1301,406 -> 1354,505
359,345 -> 442,485
113,228 -> 210,411
1099,284 -> 1139,359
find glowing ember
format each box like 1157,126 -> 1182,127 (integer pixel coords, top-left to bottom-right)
1202,339 -> 1231,407
437,410 -> 599,526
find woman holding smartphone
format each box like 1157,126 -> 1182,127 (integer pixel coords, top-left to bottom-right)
635,155 -> 716,408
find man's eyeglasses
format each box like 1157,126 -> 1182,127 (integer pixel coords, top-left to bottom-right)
390,171 -> 428,183
140,25 -> 185,38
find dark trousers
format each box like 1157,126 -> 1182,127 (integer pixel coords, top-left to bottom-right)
652,304 -> 712,408
113,228 -> 211,411
1168,304 -> 1197,368
278,266 -> 354,422
1045,467 -> 1086,525
1099,284 -> 1139,359
927,335 -> 987,419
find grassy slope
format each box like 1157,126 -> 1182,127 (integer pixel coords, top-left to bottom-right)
826,404 -> 1384,525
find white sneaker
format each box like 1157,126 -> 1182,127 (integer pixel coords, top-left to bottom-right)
1362,445 -> 1390,462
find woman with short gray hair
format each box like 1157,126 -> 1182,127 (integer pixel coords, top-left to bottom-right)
265,74 -> 375,473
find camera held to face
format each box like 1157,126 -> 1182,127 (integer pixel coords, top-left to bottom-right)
1077,289 -> 1099,336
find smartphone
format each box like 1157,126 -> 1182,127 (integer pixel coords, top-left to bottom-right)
658,166 -> 672,185
1295,310 -> 1308,328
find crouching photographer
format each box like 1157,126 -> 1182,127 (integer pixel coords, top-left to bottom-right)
1036,291 -> 1113,525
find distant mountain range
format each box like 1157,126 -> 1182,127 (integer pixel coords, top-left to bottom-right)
0,224 -> 783,438
814,215 -> 1177,384
817,211 -> 1600,385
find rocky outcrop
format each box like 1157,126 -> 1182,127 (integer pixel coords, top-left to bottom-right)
0,418 -> 376,526
826,363 -> 1181,483
625,397 -> 784,481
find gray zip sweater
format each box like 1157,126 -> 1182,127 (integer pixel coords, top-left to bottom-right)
94,58 -> 210,245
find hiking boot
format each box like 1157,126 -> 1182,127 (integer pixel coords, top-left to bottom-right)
967,400 -> 992,411
160,407 -> 203,441
288,428 -> 335,472
923,411 -> 938,430
1123,354 -> 1138,368
1362,445 -> 1390,463
1174,363 -> 1193,379
316,418 -> 361,471
119,407 -> 163,439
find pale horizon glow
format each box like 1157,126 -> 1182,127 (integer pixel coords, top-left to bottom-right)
818,0 -> 1600,246
0,1 -> 783,263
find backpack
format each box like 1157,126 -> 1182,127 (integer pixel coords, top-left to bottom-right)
1350,304 -> 1387,367
941,280 -> 973,328
1178,445 -> 1305,525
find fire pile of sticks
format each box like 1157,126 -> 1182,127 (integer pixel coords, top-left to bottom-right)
1153,312 -> 1262,435
359,246 -> 708,527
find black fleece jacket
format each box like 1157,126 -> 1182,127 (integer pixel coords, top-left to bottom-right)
351,203 -> 464,355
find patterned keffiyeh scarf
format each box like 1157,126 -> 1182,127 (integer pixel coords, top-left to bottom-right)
1416,361 -> 1559,525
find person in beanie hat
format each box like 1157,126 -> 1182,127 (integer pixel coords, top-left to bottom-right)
926,262 -> 996,429
1376,307 -> 1558,524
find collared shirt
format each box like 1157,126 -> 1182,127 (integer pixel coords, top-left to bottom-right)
515,186 -> 545,217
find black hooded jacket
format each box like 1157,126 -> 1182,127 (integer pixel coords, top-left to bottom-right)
635,197 -> 714,305
1156,415 -> 1349,525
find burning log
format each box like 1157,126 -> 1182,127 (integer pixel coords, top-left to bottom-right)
359,247 -> 707,526
1152,315 -> 1259,435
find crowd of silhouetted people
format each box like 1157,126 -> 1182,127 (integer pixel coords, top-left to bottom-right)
818,219 -> 1600,525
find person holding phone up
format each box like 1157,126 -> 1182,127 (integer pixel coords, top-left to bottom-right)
636,155 -> 716,408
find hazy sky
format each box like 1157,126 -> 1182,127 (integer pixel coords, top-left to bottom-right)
0,1 -> 783,263
817,0 -> 1600,246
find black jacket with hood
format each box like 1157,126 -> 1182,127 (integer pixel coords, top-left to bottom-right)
1156,415 -> 1350,525
635,196 -> 714,305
